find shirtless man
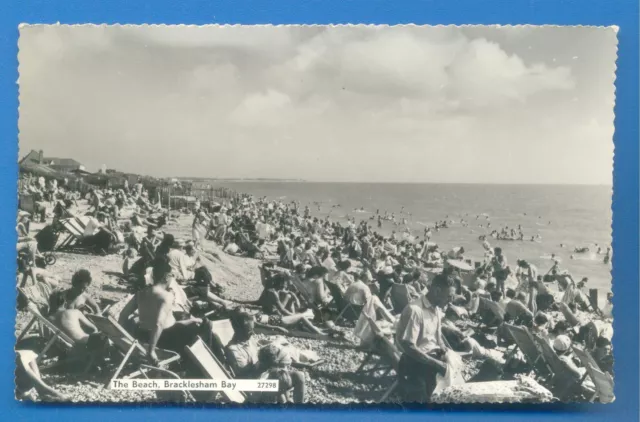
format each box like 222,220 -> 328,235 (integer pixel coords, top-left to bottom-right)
49,269 -> 101,314
48,304 -> 99,345
119,256 -> 211,362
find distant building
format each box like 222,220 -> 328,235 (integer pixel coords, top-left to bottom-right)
19,149 -> 85,173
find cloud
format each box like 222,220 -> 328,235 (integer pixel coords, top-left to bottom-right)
447,38 -> 575,107
264,27 -> 575,112
17,25 -> 613,184
230,89 -> 292,126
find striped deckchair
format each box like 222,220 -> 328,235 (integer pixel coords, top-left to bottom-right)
56,217 -> 86,250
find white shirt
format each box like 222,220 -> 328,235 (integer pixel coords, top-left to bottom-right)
395,296 -> 445,355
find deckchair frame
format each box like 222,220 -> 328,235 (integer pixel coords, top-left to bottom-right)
86,314 -> 181,387
16,287 -> 75,364
185,336 -> 247,404
504,324 -> 551,377
585,363 -> 614,403
531,333 -> 587,401
55,217 -> 86,251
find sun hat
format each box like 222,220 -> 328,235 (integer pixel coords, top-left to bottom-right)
553,335 -> 572,352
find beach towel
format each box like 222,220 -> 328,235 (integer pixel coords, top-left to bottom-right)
431,375 -> 553,403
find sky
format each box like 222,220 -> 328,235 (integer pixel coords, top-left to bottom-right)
18,25 -> 617,184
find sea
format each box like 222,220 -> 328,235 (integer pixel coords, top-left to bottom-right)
213,182 -> 612,294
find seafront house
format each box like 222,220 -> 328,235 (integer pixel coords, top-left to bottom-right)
20,149 -> 86,174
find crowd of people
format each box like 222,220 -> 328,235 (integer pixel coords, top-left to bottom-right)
16,177 -> 614,403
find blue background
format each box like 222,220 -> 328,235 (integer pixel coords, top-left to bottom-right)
1,0 -> 638,420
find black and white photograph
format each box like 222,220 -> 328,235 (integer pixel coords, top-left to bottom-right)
16,24 -> 616,404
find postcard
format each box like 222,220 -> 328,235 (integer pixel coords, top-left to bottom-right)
16,24 -> 616,404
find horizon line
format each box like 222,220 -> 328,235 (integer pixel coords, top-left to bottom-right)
174,178 -> 612,187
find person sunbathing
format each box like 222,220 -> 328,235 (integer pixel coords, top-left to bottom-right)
258,344 -> 307,404
48,304 -> 98,346
189,266 -> 234,309
259,272 -> 301,314
254,273 -> 332,336
21,267 -> 60,289
504,291 -> 533,322
118,256 -> 212,362
293,265 -> 331,309
552,335 -> 596,397
48,269 -> 101,314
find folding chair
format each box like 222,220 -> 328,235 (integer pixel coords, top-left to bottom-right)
86,314 -> 181,387
505,324 -> 550,377
389,283 -> 413,315
352,316 -> 401,402
586,364 -> 614,403
573,346 -> 602,375
532,333 -> 588,401
289,276 -> 316,309
208,319 -> 235,372
185,337 -> 247,404
356,316 -> 399,375
55,217 -> 86,250
17,300 -> 76,364
16,284 -> 55,340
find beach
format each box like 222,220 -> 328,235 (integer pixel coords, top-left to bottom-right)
16,212 -> 408,404
212,182 -> 613,295
15,184 -> 613,403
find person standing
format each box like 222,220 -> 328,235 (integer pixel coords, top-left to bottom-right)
395,273 -> 457,402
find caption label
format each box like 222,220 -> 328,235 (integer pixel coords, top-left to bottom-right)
110,379 -> 279,392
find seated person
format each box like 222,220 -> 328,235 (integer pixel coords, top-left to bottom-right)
16,349 -> 70,401
258,272 -> 301,314
166,239 -> 195,282
225,309 -> 261,379
255,275 -> 330,336
48,296 -> 99,346
189,266 -> 234,309
347,277 -> 395,323
301,266 -> 333,309
552,335 -> 596,396
81,213 -> 116,253
258,344 -> 306,404
504,291 -> 533,323
118,256 -> 212,362
330,260 -> 355,293
49,269 -> 101,314
592,336 -> 613,374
